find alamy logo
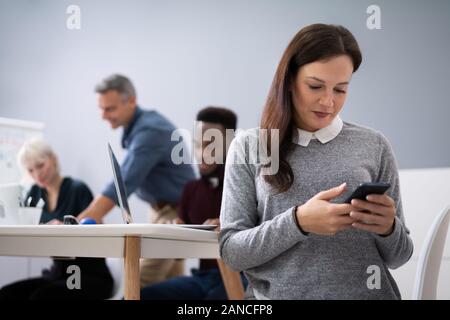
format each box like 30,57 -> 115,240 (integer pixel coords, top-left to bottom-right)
66,5 -> 81,30
366,265 -> 381,290
66,265 -> 81,290
366,5 -> 381,30
170,125 -> 280,175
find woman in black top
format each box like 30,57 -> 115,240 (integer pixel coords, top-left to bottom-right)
0,139 -> 113,300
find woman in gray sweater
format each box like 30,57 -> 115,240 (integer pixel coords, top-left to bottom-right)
219,24 -> 413,300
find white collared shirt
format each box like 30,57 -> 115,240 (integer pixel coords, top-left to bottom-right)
292,116 -> 343,147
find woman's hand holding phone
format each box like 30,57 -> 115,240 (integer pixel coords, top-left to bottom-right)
296,182 -> 396,236
350,194 -> 396,236
296,183 -> 355,236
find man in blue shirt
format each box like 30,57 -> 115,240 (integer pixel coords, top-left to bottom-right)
79,74 -> 195,287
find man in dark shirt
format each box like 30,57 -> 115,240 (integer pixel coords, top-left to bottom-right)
141,106 -> 244,300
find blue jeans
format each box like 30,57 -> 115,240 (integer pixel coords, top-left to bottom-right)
140,268 -> 246,300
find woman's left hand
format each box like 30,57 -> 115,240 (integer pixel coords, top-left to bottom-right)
349,194 -> 396,236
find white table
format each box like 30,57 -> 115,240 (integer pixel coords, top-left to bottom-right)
0,224 -> 219,299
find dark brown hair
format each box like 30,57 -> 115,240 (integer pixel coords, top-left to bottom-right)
197,106 -> 237,130
260,24 -> 362,192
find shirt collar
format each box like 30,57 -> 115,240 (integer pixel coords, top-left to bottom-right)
121,106 -> 143,148
292,115 -> 343,147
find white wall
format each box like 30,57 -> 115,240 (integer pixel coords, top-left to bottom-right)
1,1 -> 449,203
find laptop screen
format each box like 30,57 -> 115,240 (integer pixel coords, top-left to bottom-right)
108,143 -> 133,224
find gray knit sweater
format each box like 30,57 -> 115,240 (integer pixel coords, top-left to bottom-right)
219,122 -> 413,300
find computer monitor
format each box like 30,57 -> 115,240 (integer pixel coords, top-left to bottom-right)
108,143 -> 133,224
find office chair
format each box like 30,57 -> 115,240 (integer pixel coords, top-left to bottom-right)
412,205 -> 450,299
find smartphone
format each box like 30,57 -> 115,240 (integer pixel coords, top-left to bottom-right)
344,182 -> 391,203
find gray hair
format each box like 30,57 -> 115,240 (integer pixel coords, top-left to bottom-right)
94,74 -> 136,99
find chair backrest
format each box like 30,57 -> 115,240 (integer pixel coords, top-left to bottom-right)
106,258 -> 124,300
412,205 -> 450,300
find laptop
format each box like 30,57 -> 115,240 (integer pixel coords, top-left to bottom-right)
107,144 -> 216,230
108,143 -> 133,224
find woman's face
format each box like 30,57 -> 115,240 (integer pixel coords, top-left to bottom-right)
292,55 -> 354,132
26,155 -> 59,189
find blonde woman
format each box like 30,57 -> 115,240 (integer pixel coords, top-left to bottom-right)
0,138 -> 113,300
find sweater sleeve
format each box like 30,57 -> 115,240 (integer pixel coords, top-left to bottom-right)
373,134 -> 414,269
219,131 -> 308,271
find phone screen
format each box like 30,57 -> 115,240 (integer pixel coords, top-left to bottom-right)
344,182 -> 391,203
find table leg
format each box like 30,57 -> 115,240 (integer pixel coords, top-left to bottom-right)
217,259 -> 245,300
124,236 -> 141,300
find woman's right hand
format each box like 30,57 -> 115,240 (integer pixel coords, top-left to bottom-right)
296,183 -> 355,235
